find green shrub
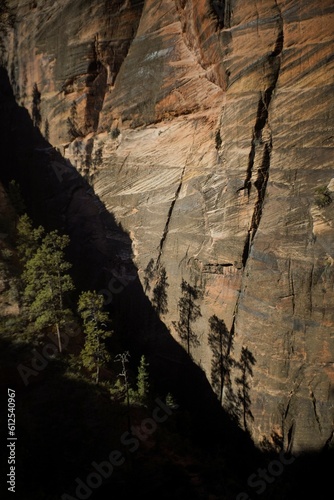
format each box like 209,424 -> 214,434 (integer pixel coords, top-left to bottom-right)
315,186 -> 332,208
111,127 -> 120,139
1,248 -> 13,260
215,129 -> 222,150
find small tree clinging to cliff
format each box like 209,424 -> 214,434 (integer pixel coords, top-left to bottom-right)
114,351 -> 131,432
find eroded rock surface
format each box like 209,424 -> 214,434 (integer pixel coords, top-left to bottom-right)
1,0 -> 334,453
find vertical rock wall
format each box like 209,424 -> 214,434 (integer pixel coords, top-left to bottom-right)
1,0 -> 334,453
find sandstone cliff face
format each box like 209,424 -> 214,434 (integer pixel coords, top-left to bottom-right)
1,0 -> 334,453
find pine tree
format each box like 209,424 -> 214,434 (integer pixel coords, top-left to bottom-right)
136,355 -> 150,404
22,230 -> 75,352
114,351 -> 131,431
16,214 -> 44,265
165,392 -> 178,409
78,290 -> 112,384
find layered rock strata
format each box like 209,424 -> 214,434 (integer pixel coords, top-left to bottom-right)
1,0 -> 334,453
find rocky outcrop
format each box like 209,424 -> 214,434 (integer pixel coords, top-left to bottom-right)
1,0 -> 334,453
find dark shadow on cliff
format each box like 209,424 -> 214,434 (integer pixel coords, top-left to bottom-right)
0,62 -> 258,460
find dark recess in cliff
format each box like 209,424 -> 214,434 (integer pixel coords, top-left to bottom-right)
211,0 -> 232,29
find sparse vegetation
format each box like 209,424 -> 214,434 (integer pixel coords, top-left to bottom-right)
92,145 -> 103,168
315,185 -> 332,208
1,247 -> 12,260
111,126 -> 120,139
215,129 -> 222,149
16,213 -> 44,264
44,118 -> 50,141
67,100 -> 80,139
135,354 -> 150,404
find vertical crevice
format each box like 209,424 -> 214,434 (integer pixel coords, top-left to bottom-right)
84,35 -> 108,134
310,387 -> 322,433
240,10 -> 284,268
288,258 -> 295,314
211,0 -> 231,29
156,165 -> 186,269
324,429 -> 334,451
226,6 -> 285,376
241,232 -> 251,268
249,142 -> 271,240
286,421 -> 295,454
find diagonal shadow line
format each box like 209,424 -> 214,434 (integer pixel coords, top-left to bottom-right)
0,65 -> 257,456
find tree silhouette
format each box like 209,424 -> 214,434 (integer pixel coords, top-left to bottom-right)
152,265 -> 169,316
32,82 -> 41,127
143,258 -> 155,293
44,118 -> 49,141
235,346 -> 256,433
223,381 -> 242,425
208,315 -> 233,404
173,279 -> 202,357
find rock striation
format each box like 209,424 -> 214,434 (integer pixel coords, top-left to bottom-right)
1,0 -> 334,453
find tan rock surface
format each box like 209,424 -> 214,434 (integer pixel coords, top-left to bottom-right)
2,0 -> 334,452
